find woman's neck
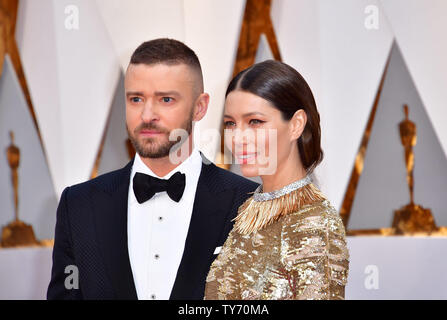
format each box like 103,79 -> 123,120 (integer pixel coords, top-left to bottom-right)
260,152 -> 307,193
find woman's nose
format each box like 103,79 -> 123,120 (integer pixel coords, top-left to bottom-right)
232,127 -> 256,143
232,129 -> 258,152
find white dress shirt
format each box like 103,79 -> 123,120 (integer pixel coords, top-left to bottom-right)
127,148 -> 203,300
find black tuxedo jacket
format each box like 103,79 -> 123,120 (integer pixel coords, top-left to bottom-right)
47,155 -> 258,300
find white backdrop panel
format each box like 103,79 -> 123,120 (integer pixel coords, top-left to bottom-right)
16,0 -> 121,196
15,0 -> 64,195
95,0 -> 186,71
183,0 -> 246,161
316,0 -> 393,208
381,0 -> 447,159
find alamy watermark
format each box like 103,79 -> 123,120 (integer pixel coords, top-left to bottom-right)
167,127 -> 279,175
364,5 -> 379,30
364,264 -> 379,290
64,265 -> 79,290
64,5 -> 79,30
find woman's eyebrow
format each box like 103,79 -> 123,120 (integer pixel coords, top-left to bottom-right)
224,112 -> 266,118
241,112 -> 266,117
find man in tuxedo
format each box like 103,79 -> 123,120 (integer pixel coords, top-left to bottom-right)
47,38 -> 258,300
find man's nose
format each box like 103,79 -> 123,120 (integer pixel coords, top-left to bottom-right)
141,102 -> 159,122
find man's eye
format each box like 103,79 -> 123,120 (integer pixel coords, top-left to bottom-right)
162,97 -> 174,103
130,97 -> 142,103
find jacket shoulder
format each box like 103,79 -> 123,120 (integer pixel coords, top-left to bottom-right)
201,161 -> 259,194
64,161 -> 132,199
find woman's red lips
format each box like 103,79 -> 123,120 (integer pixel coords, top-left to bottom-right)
235,152 -> 258,164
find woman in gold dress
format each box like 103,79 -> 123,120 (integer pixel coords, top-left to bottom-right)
205,60 -> 349,300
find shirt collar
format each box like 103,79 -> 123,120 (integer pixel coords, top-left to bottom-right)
129,148 -> 202,204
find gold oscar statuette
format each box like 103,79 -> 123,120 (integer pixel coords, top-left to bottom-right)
391,105 -> 438,235
1,131 -> 39,247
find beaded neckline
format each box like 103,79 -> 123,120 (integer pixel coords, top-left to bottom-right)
253,175 -> 312,202
234,175 -> 325,235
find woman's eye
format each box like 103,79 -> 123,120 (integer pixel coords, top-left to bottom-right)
223,121 -> 235,128
249,119 -> 265,125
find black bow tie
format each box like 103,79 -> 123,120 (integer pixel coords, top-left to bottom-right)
133,172 -> 186,203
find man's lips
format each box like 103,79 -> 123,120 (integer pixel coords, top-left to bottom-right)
139,130 -> 163,136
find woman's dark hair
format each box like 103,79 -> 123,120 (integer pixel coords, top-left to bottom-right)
226,60 -> 323,174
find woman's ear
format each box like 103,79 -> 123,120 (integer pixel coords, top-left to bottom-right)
289,109 -> 307,141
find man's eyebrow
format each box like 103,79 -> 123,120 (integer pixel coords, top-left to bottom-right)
125,91 -> 182,97
126,91 -> 144,97
154,91 -> 181,97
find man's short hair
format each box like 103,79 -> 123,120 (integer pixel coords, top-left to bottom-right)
130,38 -> 204,93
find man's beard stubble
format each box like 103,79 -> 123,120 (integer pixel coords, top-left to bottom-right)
127,112 -> 194,159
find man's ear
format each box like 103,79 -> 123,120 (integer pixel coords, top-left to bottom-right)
289,109 -> 307,141
193,93 -> 210,122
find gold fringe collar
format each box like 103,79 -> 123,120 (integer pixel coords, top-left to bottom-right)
233,182 -> 326,235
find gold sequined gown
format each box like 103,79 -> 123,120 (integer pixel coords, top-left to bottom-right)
204,175 -> 349,300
